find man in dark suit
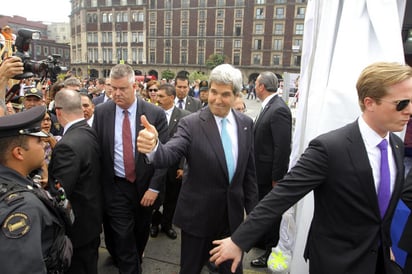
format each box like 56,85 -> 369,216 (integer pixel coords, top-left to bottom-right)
92,77 -> 112,106
150,84 -> 191,239
48,89 -> 102,274
250,71 -> 292,268
93,64 -> 168,274
210,62 -> 412,274
137,64 -> 258,274
174,74 -> 202,112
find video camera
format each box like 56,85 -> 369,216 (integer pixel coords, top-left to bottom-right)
13,28 -> 67,83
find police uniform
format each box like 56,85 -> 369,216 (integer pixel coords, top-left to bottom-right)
0,106 -> 72,274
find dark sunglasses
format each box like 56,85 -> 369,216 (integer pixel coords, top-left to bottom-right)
148,89 -> 158,92
380,98 -> 411,111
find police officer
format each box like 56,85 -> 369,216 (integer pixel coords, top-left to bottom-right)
0,106 -> 72,274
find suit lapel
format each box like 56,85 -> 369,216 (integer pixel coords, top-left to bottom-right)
168,108 -> 179,137
107,102 -> 116,163
384,135 -> 404,220
254,95 -> 276,132
346,122 -> 380,215
200,108 -> 229,182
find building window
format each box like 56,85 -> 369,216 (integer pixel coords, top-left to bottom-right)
149,51 -> 155,63
165,39 -> 171,47
235,9 -> 243,18
165,0 -> 172,8
182,24 -> 188,36
149,26 -> 156,36
165,24 -> 171,36
234,40 -> 241,48
255,23 -> 264,34
150,12 -> 156,21
275,0 -> 286,3
44,46 -> 49,56
233,53 -> 240,65
217,0 -> 225,7
138,48 -> 143,63
199,0 -> 206,8
254,39 -> 262,50
138,32 -> 143,42
138,12 -> 144,21
122,12 -> 128,22
108,32 -> 112,43
275,7 -> 285,19
120,0 -> 127,5
295,23 -> 304,35
165,50 -> 171,64
122,32 -> 128,43
102,13 -> 108,23
274,23 -> 284,35
273,39 -> 283,50
256,0 -> 265,3
199,10 -> 206,20
217,24 -> 223,36
253,54 -> 261,65
198,40 -> 205,47
149,39 -> 156,48
116,13 -> 122,22
165,11 -> 172,20
296,7 -> 306,18
273,55 -> 281,65
256,8 -> 264,19
235,0 -> 244,6
182,0 -> 190,8
106,0 -> 112,6
198,51 -> 205,65
217,9 -> 224,19
182,40 -> 187,48
91,0 -> 97,7
181,51 -> 187,64
235,24 -> 241,36
216,39 -> 223,49
108,13 -> 113,22
181,10 -> 189,20
293,55 -> 301,66
199,23 -> 205,36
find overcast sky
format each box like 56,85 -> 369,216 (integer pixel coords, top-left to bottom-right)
2,0 -> 71,23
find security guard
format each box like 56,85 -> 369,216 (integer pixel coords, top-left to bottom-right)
0,106 -> 72,274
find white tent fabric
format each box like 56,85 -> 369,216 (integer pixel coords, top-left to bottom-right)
289,0 -> 407,273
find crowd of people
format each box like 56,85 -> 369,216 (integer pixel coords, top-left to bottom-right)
1,59 -> 412,274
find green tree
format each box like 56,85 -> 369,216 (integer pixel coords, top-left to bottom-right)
205,54 -> 227,70
161,69 -> 175,81
188,71 -> 208,83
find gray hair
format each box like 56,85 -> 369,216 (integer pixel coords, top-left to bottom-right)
63,77 -> 81,88
55,89 -> 83,116
110,64 -> 135,84
209,64 -> 243,95
258,71 -> 278,92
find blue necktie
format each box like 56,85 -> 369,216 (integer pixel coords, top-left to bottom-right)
221,118 -> 235,183
178,99 -> 184,109
377,139 -> 390,218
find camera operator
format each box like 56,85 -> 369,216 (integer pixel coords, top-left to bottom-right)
0,106 -> 72,273
0,56 -> 23,116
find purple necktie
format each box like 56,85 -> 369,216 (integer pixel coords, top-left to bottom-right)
377,139 -> 390,218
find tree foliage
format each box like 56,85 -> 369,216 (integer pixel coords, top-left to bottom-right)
205,54 -> 227,70
161,69 -> 175,81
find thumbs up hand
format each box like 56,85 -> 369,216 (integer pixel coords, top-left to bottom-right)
137,115 -> 159,153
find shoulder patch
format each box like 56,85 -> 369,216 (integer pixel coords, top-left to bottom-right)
2,212 -> 31,238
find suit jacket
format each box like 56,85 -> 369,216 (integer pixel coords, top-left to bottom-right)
183,96 -> 202,113
254,94 -> 292,185
398,169 -> 412,253
93,98 -> 168,205
231,121 -> 404,274
48,119 -> 102,248
92,94 -> 105,106
152,107 -> 258,237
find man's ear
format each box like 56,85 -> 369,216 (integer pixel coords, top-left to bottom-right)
363,96 -> 377,112
11,146 -> 24,161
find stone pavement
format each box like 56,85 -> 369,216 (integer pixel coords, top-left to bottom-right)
97,97 -> 293,273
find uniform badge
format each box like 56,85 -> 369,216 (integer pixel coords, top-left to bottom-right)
2,212 -> 31,238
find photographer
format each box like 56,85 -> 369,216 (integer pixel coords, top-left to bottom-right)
0,56 -> 23,116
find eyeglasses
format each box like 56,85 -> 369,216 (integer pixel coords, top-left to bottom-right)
148,89 -> 158,92
379,98 -> 411,111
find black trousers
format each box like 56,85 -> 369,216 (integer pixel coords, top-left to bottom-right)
66,237 -> 100,274
108,177 -> 152,274
180,230 -> 243,274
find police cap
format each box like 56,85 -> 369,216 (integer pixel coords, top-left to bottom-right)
199,80 -> 209,92
0,106 -> 48,138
